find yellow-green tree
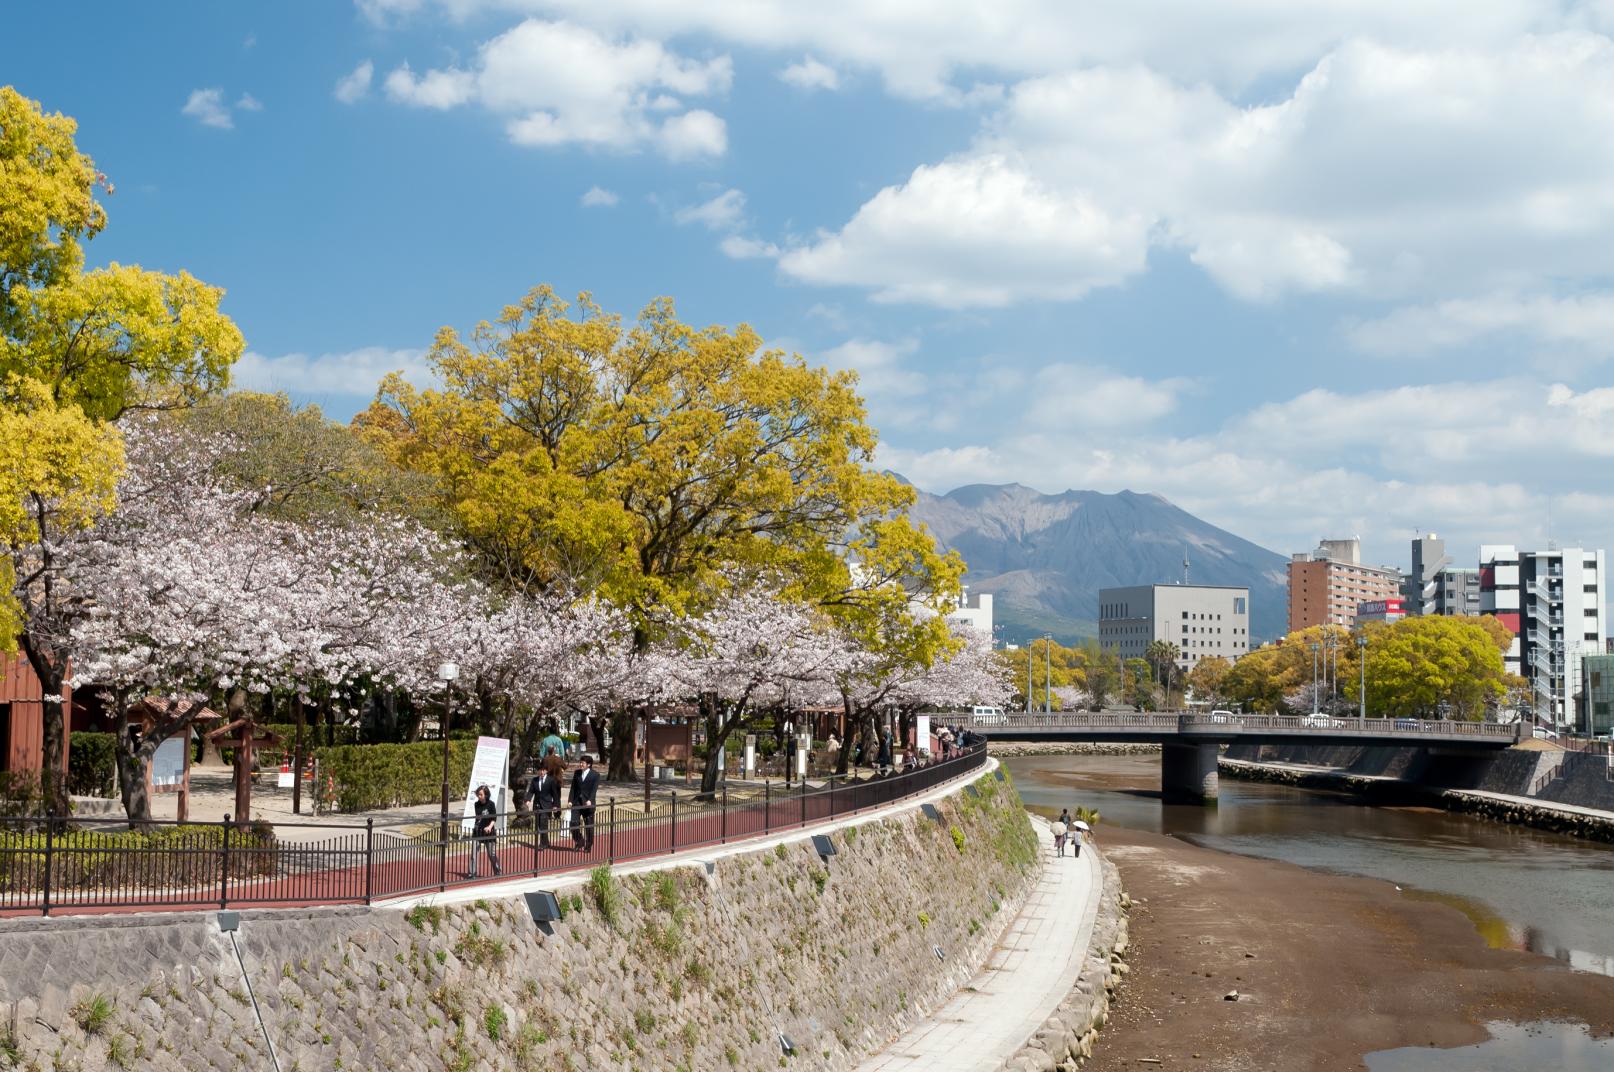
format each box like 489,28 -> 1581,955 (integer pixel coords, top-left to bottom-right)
1185,655 -> 1231,705
361,286 -> 960,775
998,637 -> 1113,710
1348,616 -> 1510,720
1,88 -> 243,813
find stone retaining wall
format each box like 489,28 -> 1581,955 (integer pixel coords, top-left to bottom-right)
994,853 -> 1129,1072
989,743 -> 1161,758
0,767 -> 1041,1072
1221,758 -> 1614,843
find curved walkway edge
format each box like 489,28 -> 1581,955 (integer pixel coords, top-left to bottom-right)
856,817 -> 1128,1072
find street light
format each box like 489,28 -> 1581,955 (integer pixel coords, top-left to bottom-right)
1043,633 -> 1053,715
1304,639 -> 1317,716
1356,635 -> 1367,719
438,660 -> 460,885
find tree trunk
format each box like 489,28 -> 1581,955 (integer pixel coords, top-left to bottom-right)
607,709 -> 636,781
228,687 -> 252,820
19,637 -> 69,818
697,693 -> 735,798
836,692 -> 854,775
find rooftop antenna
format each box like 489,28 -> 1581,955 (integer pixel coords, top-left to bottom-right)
1182,548 -> 1190,586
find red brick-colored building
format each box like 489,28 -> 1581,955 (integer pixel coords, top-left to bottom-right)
0,652 -> 73,774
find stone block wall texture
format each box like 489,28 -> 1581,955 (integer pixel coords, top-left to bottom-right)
0,768 -> 1040,1072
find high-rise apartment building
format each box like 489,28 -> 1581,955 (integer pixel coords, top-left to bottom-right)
1480,545 -> 1607,727
1288,538 -> 1401,632
1097,584 -> 1250,670
1404,534 -> 1481,617
1578,654 -> 1614,736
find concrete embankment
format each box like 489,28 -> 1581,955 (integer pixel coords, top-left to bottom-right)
1221,752 -> 1614,843
0,766 -> 1040,1072
989,743 -> 1161,759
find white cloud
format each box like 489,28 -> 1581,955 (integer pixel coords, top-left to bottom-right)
779,56 -> 839,91
655,109 -> 727,160
1349,292 -> 1614,359
719,235 -> 780,259
1027,366 -> 1190,429
236,93 -> 263,112
360,1 -> 1578,99
580,185 -> 620,207
820,337 -> 928,397
233,347 -> 431,400
335,60 -> 376,104
181,88 -> 234,130
779,155 -> 1149,306
777,34 -> 1614,306
383,19 -> 731,158
385,62 -> 477,109
675,188 -> 746,230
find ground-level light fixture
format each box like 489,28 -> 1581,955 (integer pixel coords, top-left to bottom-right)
779,1033 -> 796,1056
523,890 -> 562,935
216,911 -> 240,933
920,803 -> 941,823
811,834 -> 837,864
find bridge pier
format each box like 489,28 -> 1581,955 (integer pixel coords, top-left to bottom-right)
1161,741 -> 1219,804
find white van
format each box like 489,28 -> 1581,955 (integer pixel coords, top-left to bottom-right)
971,705 -> 1007,725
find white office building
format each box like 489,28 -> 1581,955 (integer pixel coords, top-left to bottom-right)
1098,584 -> 1250,670
946,589 -> 994,636
1480,545 -> 1607,727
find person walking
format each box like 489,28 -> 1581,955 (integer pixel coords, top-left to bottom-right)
876,731 -> 893,775
569,753 -> 600,852
540,723 -> 566,760
469,784 -> 502,878
1055,808 -> 1072,857
526,763 -> 562,851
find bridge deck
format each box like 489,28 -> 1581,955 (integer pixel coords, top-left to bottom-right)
967,713 -> 1523,748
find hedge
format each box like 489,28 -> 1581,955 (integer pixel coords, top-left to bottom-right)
0,821 -> 278,894
311,740 -> 478,813
68,733 -> 118,799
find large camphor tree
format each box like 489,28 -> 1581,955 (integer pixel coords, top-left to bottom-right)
358,286 -> 961,778
0,87 -> 244,815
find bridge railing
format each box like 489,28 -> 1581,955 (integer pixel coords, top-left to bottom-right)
972,711 -> 1524,742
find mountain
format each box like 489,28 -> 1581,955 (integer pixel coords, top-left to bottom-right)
905,482 -> 1289,644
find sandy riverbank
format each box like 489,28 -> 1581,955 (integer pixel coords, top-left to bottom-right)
1080,824 -> 1614,1072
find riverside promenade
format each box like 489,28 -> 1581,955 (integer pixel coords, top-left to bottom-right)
857,816 -> 1102,1072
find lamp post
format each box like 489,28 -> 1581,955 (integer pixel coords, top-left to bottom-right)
1309,642 -> 1320,713
1043,633 -> 1053,715
1357,635 -> 1367,719
437,660 -> 459,885
1026,643 -> 1033,715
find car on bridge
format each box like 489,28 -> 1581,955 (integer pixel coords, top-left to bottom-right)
971,705 -> 1007,725
1208,709 -> 1242,724
1301,713 -> 1346,728
1393,718 -> 1420,731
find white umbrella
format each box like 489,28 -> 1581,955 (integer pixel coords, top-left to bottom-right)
1072,820 -> 1091,832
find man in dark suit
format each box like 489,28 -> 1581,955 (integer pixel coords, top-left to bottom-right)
526,764 -> 562,850
569,753 -> 599,852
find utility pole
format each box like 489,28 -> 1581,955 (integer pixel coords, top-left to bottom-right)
1357,634 -> 1367,718
1310,642 -> 1319,713
1026,644 -> 1033,714
1044,634 -> 1053,714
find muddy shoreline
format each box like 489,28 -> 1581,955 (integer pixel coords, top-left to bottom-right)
1071,822 -> 1614,1071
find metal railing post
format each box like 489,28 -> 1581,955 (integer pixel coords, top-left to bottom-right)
41,818 -> 54,917
220,814 -> 232,909
607,799 -> 616,863
764,781 -> 771,833
802,780 -> 808,827
721,783 -> 728,844
828,775 -> 835,819
363,818 -> 374,905
670,792 -> 678,854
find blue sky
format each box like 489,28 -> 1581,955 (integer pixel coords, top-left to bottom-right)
7,1 -> 1614,572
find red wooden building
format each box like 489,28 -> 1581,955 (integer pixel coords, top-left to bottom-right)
0,652 -> 73,774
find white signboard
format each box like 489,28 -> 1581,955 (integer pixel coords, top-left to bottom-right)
151,736 -> 187,789
460,736 -> 511,835
915,715 -> 932,755
743,734 -> 757,777
796,734 -> 810,778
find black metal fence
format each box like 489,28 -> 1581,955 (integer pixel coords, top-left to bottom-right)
0,742 -> 987,916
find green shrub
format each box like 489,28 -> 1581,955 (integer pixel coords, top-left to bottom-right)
72,993 -> 113,1035
949,825 -> 966,853
67,733 -> 118,798
483,1005 -> 506,1041
0,822 -> 277,894
312,740 -> 477,812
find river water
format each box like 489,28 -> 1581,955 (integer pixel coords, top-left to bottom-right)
1005,754 -> 1614,974
1006,753 -> 1614,1068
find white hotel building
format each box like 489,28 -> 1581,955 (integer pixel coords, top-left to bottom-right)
1479,545 -> 1607,728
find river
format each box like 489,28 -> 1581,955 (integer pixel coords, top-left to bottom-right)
1006,752 -> 1614,1069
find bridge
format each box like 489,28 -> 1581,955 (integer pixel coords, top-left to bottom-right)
968,712 -> 1525,803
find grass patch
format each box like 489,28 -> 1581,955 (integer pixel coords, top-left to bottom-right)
484,1005 -> 507,1041
72,994 -> 113,1036
949,825 -> 966,853
406,905 -> 443,933
589,866 -> 624,930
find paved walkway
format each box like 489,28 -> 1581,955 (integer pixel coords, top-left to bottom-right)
857,816 -> 1101,1072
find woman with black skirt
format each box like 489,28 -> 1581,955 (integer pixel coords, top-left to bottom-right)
470,784 -> 502,878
